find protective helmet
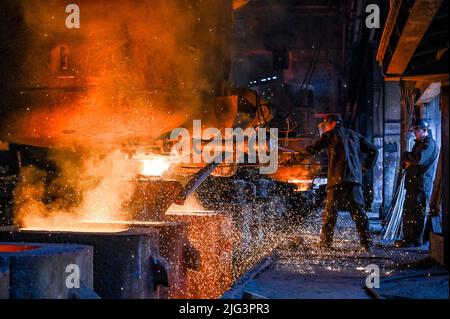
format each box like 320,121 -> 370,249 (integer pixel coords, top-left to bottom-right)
411,118 -> 430,130
322,114 -> 343,125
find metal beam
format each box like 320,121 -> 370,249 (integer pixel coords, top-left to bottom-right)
384,73 -> 449,82
387,0 -> 444,76
376,0 -> 404,65
416,82 -> 441,105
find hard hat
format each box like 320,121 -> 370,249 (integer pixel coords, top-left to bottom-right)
322,114 -> 343,125
411,118 -> 430,130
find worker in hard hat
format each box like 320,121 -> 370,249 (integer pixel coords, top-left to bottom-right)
294,114 -> 378,252
395,119 -> 439,248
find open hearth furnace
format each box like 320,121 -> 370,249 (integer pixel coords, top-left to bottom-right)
0,0 -> 325,299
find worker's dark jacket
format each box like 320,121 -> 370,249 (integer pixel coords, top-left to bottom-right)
305,126 -> 378,189
404,136 -> 438,195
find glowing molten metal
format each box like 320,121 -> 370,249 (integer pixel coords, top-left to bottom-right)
138,156 -> 171,177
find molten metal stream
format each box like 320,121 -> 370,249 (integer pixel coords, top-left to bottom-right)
20,226 -> 128,233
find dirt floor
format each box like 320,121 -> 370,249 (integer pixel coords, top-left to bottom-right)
222,210 -> 449,299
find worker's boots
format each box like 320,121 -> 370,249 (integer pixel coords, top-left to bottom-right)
354,211 -> 372,251
360,237 -> 372,251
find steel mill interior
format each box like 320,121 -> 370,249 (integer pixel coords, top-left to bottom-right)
0,0 -> 448,300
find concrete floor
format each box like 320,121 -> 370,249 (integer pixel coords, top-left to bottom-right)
223,210 -> 449,299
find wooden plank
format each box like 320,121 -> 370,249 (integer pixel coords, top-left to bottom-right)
385,73 -> 449,82
387,0 -> 444,76
376,0 -> 404,64
416,82 -> 441,104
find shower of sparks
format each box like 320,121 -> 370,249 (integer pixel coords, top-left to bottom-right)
9,150 -> 424,299
262,206 -> 427,283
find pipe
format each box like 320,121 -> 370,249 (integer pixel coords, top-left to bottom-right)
176,155 -> 223,205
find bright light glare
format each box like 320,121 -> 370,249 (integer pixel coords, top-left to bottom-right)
140,156 -> 171,176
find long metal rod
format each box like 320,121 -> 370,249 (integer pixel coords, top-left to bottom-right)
176,156 -> 222,205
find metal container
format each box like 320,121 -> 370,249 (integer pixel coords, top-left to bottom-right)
0,227 -> 164,299
0,258 -> 8,299
166,211 -> 234,299
92,220 -> 197,299
0,241 -> 93,299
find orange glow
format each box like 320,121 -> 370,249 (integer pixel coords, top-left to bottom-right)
271,163 -> 320,181
20,226 -> 127,233
288,179 -> 313,192
139,156 -> 171,177
14,151 -> 137,231
0,0 -> 235,150
166,195 -> 213,214
81,220 -> 166,227
233,0 -> 250,10
0,244 -> 40,253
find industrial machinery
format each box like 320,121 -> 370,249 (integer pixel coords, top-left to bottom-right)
0,0 -> 325,299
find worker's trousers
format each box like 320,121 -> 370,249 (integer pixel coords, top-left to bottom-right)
402,188 -> 430,245
320,182 -> 371,248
